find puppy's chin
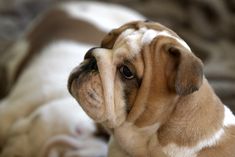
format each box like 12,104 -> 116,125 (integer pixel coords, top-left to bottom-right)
70,71 -> 107,122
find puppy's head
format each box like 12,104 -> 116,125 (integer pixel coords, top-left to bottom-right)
68,21 -> 203,129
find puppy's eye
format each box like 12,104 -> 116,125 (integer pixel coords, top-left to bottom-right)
119,65 -> 134,80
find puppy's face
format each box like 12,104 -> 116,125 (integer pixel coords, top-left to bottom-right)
68,21 -> 203,129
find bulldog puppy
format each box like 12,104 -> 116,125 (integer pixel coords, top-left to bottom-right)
68,21 -> 235,157
0,2 -> 144,157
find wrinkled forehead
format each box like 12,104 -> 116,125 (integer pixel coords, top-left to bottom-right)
101,21 -> 191,57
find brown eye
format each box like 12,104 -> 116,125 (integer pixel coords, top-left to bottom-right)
119,65 -> 134,80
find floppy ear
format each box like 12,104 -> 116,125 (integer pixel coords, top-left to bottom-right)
166,45 -> 204,96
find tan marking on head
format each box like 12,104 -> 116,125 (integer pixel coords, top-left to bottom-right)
101,21 -> 185,49
132,53 -> 144,80
101,21 -> 139,49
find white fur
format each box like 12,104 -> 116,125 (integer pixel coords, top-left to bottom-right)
115,28 -> 191,55
0,41 -> 103,157
163,128 -> 224,157
163,106 -> 235,157
60,1 -> 145,32
7,41 -> 90,100
141,28 -> 158,44
223,105 -> 235,127
1,98 -> 98,157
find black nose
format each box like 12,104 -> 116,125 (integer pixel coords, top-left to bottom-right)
84,47 -> 99,60
88,57 -> 98,71
84,47 -> 99,71
67,56 -> 98,95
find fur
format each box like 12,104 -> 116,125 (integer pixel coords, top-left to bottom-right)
69,21 -> 235,157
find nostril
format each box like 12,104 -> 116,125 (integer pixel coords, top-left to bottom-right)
89,58 -> 98,71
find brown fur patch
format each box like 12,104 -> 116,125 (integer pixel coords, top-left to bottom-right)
158,81 -> 224,147
14,8 -> 106,82
101,21 -> 180,49
198,126 -> 235,157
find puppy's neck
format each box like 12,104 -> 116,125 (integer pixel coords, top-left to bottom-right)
158,78 -> 224,147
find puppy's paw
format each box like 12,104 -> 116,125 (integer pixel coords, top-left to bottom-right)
40,135 -> 108,157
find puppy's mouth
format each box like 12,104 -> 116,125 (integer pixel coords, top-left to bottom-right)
68,54 -> 107,122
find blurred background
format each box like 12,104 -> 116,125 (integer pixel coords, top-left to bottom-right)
0,0 -> 235,111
